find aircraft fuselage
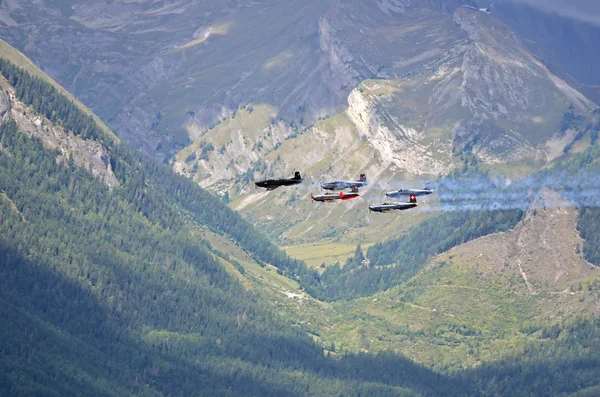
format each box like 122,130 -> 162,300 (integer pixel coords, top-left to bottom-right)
321,174 -> 367,191
386,188 -> 433,198
370,194 -> 417,212
369,202 -> 417,212
312,191 -> 360,202
255,172 -> 303,190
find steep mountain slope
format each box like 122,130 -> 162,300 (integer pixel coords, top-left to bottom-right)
489,0 -> 600,105
2,1 -> 597,248
0,40 -> 117,143
2,0 -> 595,160
0,61 -> 118,189
174,6 -> 597,245
0,0 -> 339,158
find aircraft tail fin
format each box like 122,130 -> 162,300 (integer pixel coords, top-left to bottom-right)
409,194 -> 417,203
294,171 -> 302,180
359,173 -> 367,182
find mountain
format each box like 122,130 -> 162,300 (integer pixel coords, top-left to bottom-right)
2,1 -> 598,248
2,29 -> 600,397
1,42 -> 461,397
487,0 -> 600,105
171,4 -> 597,246
1,0 -> 595,159
315,191 -> 600,389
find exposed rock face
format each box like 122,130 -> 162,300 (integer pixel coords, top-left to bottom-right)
0,78 -> 119,189
375,0 -> 412,15
338,7 -> 597,172
0,85 -> 10,118
346,86 -> 452,175
488,0 -> 600,105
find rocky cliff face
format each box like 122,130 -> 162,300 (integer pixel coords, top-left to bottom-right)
1,0 -> 596,162
336,6 -> 596,170
0,76 -> 118,189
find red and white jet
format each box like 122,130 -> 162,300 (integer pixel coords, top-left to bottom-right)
311,190 -> 360,202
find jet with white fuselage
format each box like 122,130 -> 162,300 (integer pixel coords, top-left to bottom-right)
386,183 -> 433,198
321,174 -> 367,191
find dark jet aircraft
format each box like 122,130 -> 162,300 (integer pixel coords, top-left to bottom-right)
312,190 -> 360,202
321,174 -> 367,191
369,194 -> 417,213
386,183 -> 433,198
255,171 -> 303,191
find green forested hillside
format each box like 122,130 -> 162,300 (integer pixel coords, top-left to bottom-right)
303,209 -> 523,301
532,143 -> 600,267
0,58 -> 110,144
556,144 -> 600,266
0,61 -> 452,396
461,317 -> 600,397
0,55 -> 319,294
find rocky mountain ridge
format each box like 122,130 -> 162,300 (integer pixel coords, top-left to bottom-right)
1,0 -> 595,159
1,22 -> 600,396
172,6 -> 597,243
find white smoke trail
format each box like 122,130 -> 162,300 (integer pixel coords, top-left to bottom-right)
430,168 -> 600,212
310,166 -> 600,212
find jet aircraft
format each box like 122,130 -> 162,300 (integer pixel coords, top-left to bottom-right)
321,174 -> 367,191
369,194 -> 417,213
255,171 -> 303,191
386,183 -> 433,198
312,190 -> 360,202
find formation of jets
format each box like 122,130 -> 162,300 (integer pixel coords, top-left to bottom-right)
254,172 -> 434,213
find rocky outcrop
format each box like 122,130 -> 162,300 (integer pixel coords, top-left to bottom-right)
343,7 -> 597,173
346,85 -> 452,175
0,78 -> 118,189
